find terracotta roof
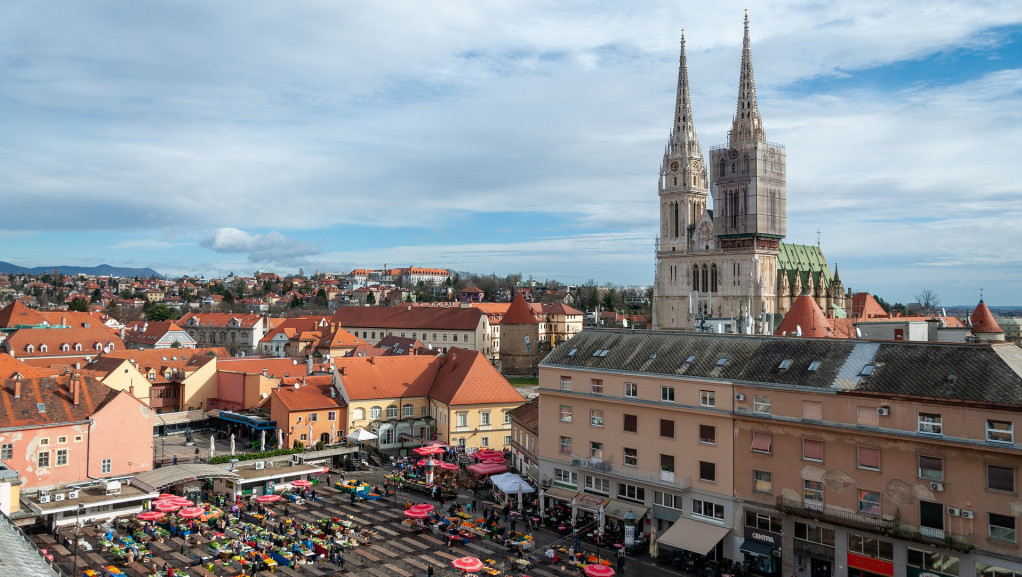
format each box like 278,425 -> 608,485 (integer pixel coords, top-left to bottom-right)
0,301 -> 45,328
501,293 -> 539,325
971,300 -> 1004,334
317,325 -> 368,350
100,347 -> 223,376
331,306 -> 485,331
179,312 -> 263,328
776,295 -> 832,338
851,293 -> 888,319
216,357 -> 316,377
428,348 -> 525,406
0,353 -> 56,380
344,344 -> 392,358
459,286 -> 484,294
122,321 -> 191,346
333,356 -> 439,400
508,395 -> 538,434
536,303 -> 583,316
272,379 -> 346,412
2,326 -> 125,358
0,371 -> 122,428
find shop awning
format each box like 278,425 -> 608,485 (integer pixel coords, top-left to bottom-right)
574,492 -> 609,512
604,499 -> 649,522
658,516 -> 731,556
740,540 -> 775,558
544,487 -> 578,502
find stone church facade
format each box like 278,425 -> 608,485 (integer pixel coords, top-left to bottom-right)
653,15 -> 848,332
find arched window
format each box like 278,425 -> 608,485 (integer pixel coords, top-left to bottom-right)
711,264 -> 718,293
701,265 -> 709,294
95,343 -> 103,351
402,403 -> 414,418
61,344 -> 69,352
26,345 -> 34,354
352,408 -> 365,421
719,158 -> 725,177
672,203 -> 679,238
692,265 -> 700,291
74,343 -> 82,352
386,405 -> 398,418
39,344 -> 48,353
369,406 -> 382,420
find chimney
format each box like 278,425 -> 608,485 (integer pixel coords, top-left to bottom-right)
75,362 -> 81,370
339,366 -> 346,376
13,376 -> 21,399
368,357 -> 375,365
129,383 -> 135,396
72,374 -> 81,405
61,315 -> 66,327
120,327 -> 125,339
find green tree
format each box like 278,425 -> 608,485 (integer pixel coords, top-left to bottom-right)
602,289 -> 618,311
366,291 -> 376,305
90,288 -> 103,303
68,296 -> 90,312
314,288 -> 329,308
144,301 -> 177,321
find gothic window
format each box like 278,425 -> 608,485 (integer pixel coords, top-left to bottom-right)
770,192 -> 777,230
731,163 -> 736,174
711,265 -> 718,293
673,203 -> 679,238
744,155 -> 749,173
719,158 -> 725,178
693,265 -> 700,291
701,265 -> 709,294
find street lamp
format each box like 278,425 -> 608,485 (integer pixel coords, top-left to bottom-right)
73,504 -> 85,577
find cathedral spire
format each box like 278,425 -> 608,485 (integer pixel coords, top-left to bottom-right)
730,10 -> 765,145
670,29 -> 700,156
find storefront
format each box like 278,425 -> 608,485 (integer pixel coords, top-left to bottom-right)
847,552 -> 895,577
657,515 -> 732,561
741,527 -> 781,576
793,521 -> 835,577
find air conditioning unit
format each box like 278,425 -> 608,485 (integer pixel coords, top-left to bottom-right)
930,482 -> 944,492
947,507 -> 961,517
291,454 -> 303,464
38,493 -> 51,504
735,393 -> 746,401
962,510 -> 975,519
68,490 -> 80,499
254,461 -> 265,470
53,493 -> 65,502
102,480 -> 121,495
877,407 -> 891,416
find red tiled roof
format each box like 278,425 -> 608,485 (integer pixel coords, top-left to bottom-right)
971,300 -> 1004,334
0,301 -> 45,328
0,353 -> 56,380
536,303 -> 583,316
333,356 -> 439,400
331,306 -> 485,331
217,357 -> 317,377
776,295 -> 832,338
429,348 -> 525,406
508,395 -> 538,434
272,378 -> 346,412
122,321 -> 191,346
0,371 -> 122,428
179,312 -> 263,328
850,293 -> 888,319
459,286 -> 484,294
501,293 -> 539,325
3,326 -> 125,358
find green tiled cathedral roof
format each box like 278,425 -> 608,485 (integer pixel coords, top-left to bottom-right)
778,243 -> 833,290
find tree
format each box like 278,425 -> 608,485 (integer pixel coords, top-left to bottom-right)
914,289 -> 941,315
366,291 -> 376,306
144,301 -> 177,322
68,296 -> 90,312
602,289 -> 618,312
90,288 -> 103,303
314,288 -> 329,308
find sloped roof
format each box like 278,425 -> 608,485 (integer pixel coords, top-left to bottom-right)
851,293 -> 888,319
334,356 -> 440,400
179,312 -> 263,328
0,372 -> 121,428
102,347 -> 224,374
3,326 -> 125,358
331,306 -> 485,331
272,379 -> 346,412
776,294 -> 831,337
971,300 -> 1004,334
429,348 -> 525,406
778,243 -> 833,290
509,396 -> 539,434
0,301 -> 45,328
502,293 -> 539,325
459,286 -> 484,294
122,321 -> 192,346
0,353 -> 56,380
216,357 -> 313,377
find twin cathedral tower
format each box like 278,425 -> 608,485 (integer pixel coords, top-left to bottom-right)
653,13 -> 841,332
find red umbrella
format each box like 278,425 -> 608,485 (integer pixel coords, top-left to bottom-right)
584,564 -> 616,577
411,503 -> 435,513
467,462 -> 507,475
178,507 -> 204,519
167,497 -> 194,506
439,462 -> 459,471
450,557 -> 484,573
424,441 -> 447,447
154,501 -> 181,512
292,479 -> 313,489
157,493 -> 176,500
256,494 -> 283,503
137,511 -> 166,522
403,508 -> 429,519
482,456 -> 505,463
413,446 -> 445,456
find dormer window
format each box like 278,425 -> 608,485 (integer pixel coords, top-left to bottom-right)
685,355 -> 696,364
74,343 -> 82,352
716,357 -> 728,367
95,343 -> 103,351
778,359 -> 793,371
25,345 -> 34,353
860,364 -> 876,377
807,361 -> 821,372
61,344 -> 70,352
39,344 -> 48,353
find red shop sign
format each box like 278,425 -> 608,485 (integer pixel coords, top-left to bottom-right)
848,553 -> 894,577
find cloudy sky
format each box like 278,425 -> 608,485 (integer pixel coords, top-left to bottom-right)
1,1 -> 1021,305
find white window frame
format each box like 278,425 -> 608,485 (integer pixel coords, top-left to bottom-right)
624,382 -> 637,398
590,409 -> 604,428
560,406 -> 573,423
700,390 -> 715,407
661,386 -> 675,403
918,413 -> 943,435
623,447 -> 637,467
560,376 -> 572,391
559,436 -> 572,454
987,420 -> 1013,443
101,458 -> 112,474
753,395 -> 771,415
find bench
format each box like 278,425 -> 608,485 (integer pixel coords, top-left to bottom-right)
358,548 -> 381,563
384,563 -> 412,577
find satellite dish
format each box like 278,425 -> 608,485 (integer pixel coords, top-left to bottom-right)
293,359 -> 298,365
293,383 -> 299,389
796,325 -> 802,337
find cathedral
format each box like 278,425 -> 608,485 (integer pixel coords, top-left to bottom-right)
652,13 -> 848,333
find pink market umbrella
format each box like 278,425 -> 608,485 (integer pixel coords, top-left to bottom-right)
424,441 -> 447,447
482,456 -> 505,463
154,501 -> 181,512
403,508 -> 429,519
413,446 -> 445,456
178,507 -> 204,519
411,503 -> 435,513
584,564 -> 616,577
292,479 -> 313,489
137,511 -> 166,522
256,494 -> 283,503
439,462 -> 459,471
467,462 -> 508,475
450,557 -> 484,573
157,493 -> 176,500
167,497 -> 194,506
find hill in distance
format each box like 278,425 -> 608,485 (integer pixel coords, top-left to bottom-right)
0,261 -> 162,278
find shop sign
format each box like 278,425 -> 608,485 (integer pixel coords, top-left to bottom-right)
907,568 -> 955,577
744,527 -> 781,547
624,524 -> 635,546
848,553 -> 894,577
578,493 -> 607,507
265,481 -> 275,494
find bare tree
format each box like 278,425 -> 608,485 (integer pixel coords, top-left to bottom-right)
914,288 -> 941,315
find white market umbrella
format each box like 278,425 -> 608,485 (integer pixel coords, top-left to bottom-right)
538,488 -> 545,516
570,497 -> 578,525
598,504 -> 606,533
209,435 -> 215,460
330,423 -> 336,444
347,428 -> 378,442
649,526 -> 658,559
517,484 -> 523,512
277,428 -> 284,448
308,424 -> 313,447
230,433 -> 236,455
260,430 -> 266,452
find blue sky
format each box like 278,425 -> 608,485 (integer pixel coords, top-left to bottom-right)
1,1 -> 1021,306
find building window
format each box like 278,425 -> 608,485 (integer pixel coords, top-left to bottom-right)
858,489 -> 881,515
692,499 -> 724,520
402,404 -> 414,418
987,465 -> 1015,493
753,470 -> 772,493
503,410 -> 511,425
618,483 -> 645,503
751,432 -> 772,454
802,439 -> 823,462
456,412 -> 468,428
699,425 -> 715,444
746,512 -> 782,533
352,408 -> 365,420
559,436 -> 572,454
591,379 -> 604,394
480,437 -> 489,447
0,444 -> 12,459
654,491 -> 682,509
700,390 -> 715,407
385,406 -> 397,418
309,412 -> 319,422
661,454 -> 675,474
753,395 -> 771,415
847,533 -> 893,561
918,455 -> 944,481
369,406 -> 382,419
585,475 -> 610,494
803,401 -> 823,420
987,420 -> 1014,443
57,436 -> 67,444
804,480 -> 824,510
328,411 -> 337,421
699,461 -> 715,482
858,446 -> 881,471
623,414 -> 637,433
624,448 -> 638,467
907,549 -> 959,576
554,468 -> 577,487
659,419 -> 675,439
300,433 -> 307,441
504,435 -> 511,446
560,406 -> 573,422
989,513 -> 1017,543
918,413 -> 943,435
590,442 -> 603,460
480,412 -> 491,426
795,522 -> 835,546
40,438 -> 49,446
624,382 -> 637,398
590,409 -> 604,428
101,458 -> 112,474
56,449 -> 68,466
560,376 -> 572,391
661,386 -> 675,402
74,435 -> 82,443
37,452 -> 50,468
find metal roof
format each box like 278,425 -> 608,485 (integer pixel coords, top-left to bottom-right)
0,512 -> 61,577
131,464 -> 241,492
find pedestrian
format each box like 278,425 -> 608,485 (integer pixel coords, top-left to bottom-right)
427,564 -> 434,577
172,455 -> 178,465
617,549 -> 625,573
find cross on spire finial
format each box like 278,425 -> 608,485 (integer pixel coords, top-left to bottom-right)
816,228 -> 821,247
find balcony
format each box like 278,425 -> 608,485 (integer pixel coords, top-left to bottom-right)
572,455 -> 612,472
776,497 -> 973,553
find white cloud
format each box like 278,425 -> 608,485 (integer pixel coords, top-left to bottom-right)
200,228 -> 319,264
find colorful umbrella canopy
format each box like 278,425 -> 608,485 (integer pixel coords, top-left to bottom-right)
157,493 -> 176,500
177,507 -> 205,519
450,557 -> 484,572
166,497 -> 193,506
292,479 -> 313,488
137,511 -> 166,521
403,508 -> 429,519
411,503 -> 435,513
255,494 -> 283,503
154,501 -> 181,512
413,446 -> 445,456
584,564 -> 616,577
424,441 -> 448,447
439,462 -> 460,471
481,456 -> 505,463
467,462 -> 508,475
